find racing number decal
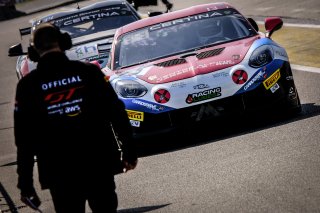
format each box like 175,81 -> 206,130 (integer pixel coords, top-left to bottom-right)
44,86 -> 83,104
154,89 -> 171,103
232,70 -> 248,84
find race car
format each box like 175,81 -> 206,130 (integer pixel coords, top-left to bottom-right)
8,0 -> 142,79
102,2 -> 301,137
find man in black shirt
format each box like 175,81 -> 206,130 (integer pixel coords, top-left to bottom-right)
14,22 -> 137,213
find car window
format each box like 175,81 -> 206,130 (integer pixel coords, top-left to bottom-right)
59,15 -> 137,38
37,4 -> 138,39
114,8 -> 257,69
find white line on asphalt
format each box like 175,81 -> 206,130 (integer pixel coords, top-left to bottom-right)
291,64 -> 320,74
283,23 -> 320,29
256,21 -> 320,29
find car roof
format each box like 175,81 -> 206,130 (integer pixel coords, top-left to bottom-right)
34,0 -> 133,25
115,2 -> 236,37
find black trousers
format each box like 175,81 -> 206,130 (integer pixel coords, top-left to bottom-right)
161,0 -> 171,4
49,179 -> 117,213
128,0 -> 171,8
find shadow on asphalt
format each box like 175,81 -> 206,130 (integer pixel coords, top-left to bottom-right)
118,203 -> 171,213
135,102 -> 320,158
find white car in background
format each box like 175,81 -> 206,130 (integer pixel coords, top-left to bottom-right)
8,0 -> 142,79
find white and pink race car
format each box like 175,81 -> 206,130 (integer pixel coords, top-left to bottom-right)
103,2 -> 301,137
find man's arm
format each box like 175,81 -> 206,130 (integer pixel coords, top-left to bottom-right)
105,81 -> 138,164
93,68 -> 138,167
14,81 -> 38,198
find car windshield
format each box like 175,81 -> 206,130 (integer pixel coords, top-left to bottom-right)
114,8 -> 257,69
51,4 -> 137,38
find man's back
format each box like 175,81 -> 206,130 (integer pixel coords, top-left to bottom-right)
15,51 -> 130,187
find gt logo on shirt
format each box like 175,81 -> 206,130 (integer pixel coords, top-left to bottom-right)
44,86 -> 83,104
65,105 -> 80,113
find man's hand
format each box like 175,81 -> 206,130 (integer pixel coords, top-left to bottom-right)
20,190 -> 41,211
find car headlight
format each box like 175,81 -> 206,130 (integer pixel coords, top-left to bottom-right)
249,45 -> 274,68
115,80 -> 148,98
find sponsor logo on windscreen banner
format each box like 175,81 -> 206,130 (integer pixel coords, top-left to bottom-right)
148,10 -> 229,31
263,69 -> 280,90
52,6 -> 131,27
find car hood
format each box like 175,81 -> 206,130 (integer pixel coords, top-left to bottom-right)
118,36 -> 259,84
71,29 -> 116,45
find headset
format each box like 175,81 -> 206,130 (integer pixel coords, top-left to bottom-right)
28,23 -> 72,62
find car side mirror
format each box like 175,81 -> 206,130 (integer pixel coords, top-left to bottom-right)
97,42 -> 112,54
265,17 -> 283,38
8,43 -> 26,57
101,66 -> 113,80
247,18 -> 259,32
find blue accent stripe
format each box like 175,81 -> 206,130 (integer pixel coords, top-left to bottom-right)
122,98 -> 175,114
235,59 -> 284,95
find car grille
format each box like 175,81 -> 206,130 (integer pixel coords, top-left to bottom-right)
168,95 -> 244,125
135,95 -> 245,135
196,47 -> 225,59
154,58 -> 187,67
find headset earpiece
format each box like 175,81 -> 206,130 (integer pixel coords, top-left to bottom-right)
59,32 -> 72,51
27,45 -> 40,62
